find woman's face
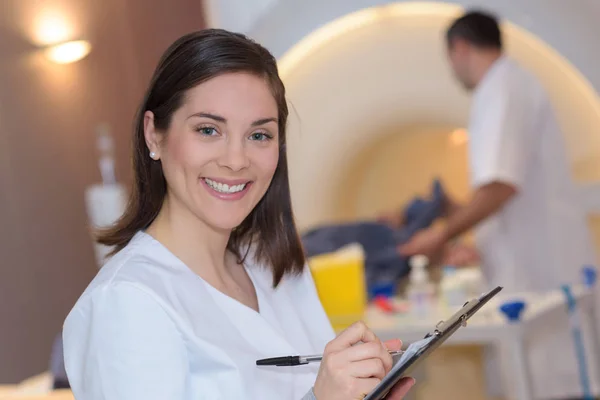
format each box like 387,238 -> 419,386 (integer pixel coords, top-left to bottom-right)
145,72 -> 280,232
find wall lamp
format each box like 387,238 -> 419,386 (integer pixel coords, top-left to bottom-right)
44,39 -> 92,64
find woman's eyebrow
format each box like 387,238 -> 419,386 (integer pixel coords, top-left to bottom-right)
251,117 -> 278,126
186,112 -> 226,122
187,112 -> 277,127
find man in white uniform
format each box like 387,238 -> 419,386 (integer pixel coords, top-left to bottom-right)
400,10 -> 600,400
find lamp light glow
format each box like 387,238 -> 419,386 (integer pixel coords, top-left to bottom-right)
45,40 -> 91,64
450,129 -> 469,146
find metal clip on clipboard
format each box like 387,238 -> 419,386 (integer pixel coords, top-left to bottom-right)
363,286 -> 504,400
427,286 -> 503,339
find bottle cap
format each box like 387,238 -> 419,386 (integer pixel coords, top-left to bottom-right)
582,265 -> 597,288
369,282 -> 396,299
499,301 -> 526,322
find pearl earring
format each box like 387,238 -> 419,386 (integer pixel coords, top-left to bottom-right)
149,151 -> 156,159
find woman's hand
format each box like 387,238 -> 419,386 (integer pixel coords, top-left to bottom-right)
313,322 -> 415,400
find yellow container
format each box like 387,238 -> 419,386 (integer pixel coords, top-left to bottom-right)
309,243 -> 368,331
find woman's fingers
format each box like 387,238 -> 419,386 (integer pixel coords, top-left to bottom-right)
325,321 -> 378,354
386,377 -> 416,400
354,378 -> 383,400
314,328 -> 415,400
347,358 -> 387,380
342,341 -> 393,374
383,339 -> 402,352
343,337 -> 406,379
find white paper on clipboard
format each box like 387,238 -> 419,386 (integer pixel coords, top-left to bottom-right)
392,335 -> 436,369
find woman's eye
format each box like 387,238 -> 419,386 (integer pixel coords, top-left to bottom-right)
198,127 -> 217,136
250,132 -> 272,141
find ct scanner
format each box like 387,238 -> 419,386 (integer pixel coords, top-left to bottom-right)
206,0 -> 600,232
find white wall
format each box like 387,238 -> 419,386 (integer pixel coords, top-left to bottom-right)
207,0 -> 600,93
204,0 -> 275,32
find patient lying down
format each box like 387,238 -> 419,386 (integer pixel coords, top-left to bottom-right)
301,179 -> 480,296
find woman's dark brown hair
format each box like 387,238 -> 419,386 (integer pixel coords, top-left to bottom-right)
97,29 -> 305,287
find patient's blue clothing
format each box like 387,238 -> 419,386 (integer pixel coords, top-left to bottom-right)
301,179 -> 445,296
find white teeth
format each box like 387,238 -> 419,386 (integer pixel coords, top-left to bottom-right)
204,178 -> 247,194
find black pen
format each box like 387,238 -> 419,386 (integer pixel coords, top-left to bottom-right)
256,350 -> 404,367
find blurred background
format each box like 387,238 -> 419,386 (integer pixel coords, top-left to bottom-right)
1,0 -> 600,399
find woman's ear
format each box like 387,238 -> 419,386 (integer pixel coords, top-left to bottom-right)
144,111 -> 161,160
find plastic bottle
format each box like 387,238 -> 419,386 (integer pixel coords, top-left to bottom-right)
440,266 -> 467,311
84,123 -> 127,267
407,255 -> 435,317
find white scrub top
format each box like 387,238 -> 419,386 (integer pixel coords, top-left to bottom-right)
63,231 -> 335,400
468,55 -> 600,398
468,55 -> 596,292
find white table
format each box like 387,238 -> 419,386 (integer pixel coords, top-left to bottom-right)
365,286 -> 600,400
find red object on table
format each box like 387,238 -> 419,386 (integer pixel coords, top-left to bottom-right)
373,295 -> 395,313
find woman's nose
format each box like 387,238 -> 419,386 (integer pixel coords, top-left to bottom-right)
217,139 -> 250,171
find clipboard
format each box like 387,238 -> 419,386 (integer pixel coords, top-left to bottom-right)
363,285 -> 503,400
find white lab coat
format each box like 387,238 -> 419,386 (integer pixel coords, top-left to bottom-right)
62,231 -> 335,400
467,55 -> 600,399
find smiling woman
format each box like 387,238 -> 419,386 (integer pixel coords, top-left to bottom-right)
143,72 -> 281,239
60,29 -> 414,400
96,31 -> 301,286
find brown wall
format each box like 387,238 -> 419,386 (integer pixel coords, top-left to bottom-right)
0,0 -> 206,383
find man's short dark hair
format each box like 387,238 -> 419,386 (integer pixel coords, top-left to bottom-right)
446,10 -> 502,50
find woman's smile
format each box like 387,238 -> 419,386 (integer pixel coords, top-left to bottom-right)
200,177 -> 254,201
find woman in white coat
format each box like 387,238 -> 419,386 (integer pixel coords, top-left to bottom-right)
62,29 -> 414,400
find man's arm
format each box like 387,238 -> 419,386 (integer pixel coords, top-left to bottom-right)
398,181 -> 517,259
442,181 -> 517,241
442,194 -> 464,219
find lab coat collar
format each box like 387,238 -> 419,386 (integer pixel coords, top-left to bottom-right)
473,54 -> 509,97
136,231 -> 302,358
